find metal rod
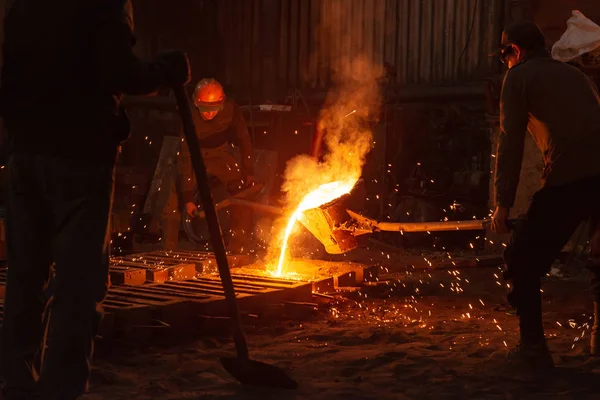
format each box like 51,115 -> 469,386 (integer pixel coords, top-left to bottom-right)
194,199 -> 283,218
173,84 -> 249,360
345,209 -> 516,233
229,199 -> 283,215
375,219 -> 490,232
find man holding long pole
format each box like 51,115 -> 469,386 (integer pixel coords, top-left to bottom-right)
491,21 -> 600,368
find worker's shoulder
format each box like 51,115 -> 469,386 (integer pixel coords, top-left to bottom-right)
517,56 -> 585,77
224,98 -> 242,115
502,64 -> 526,87
225,97 -> 239,109
506,56 -> 584,84
504,58 -> 540,78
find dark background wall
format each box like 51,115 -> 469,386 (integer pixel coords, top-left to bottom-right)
533,0 -> 600,43
131,0 -> 505,103
0,0 -> 599,241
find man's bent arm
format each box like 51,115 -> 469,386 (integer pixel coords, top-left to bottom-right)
494,70 -> 528,208
93,0 -> 165,95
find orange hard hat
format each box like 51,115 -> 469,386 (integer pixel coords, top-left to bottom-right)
193,78 -> 226,112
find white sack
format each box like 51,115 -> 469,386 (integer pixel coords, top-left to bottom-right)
551,10 -> 600,62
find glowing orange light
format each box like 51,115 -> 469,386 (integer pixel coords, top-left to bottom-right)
274,178 -> 358,277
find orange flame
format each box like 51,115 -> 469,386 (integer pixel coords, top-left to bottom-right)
274,178 -> 358,276
268,56 -> 383,277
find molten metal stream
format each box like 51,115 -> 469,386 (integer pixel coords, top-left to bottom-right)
274,179 -> 357,276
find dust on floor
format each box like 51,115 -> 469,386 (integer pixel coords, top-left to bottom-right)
89,262 -> 600,400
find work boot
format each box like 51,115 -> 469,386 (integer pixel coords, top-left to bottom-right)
506,341 -> 554,373
591,302 -> 600,356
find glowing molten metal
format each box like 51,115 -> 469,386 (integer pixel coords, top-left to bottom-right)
267,56 -> 382,278
274,178 -> 357,276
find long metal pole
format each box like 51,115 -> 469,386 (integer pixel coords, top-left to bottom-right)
173,85 -> 249,360
194,198 -> 284,218
375,219 -> 491,232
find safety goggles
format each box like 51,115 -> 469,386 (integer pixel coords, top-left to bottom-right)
489,44 -> 515,64
195,102 -> 225,113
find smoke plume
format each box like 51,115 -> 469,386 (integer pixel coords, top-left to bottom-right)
281,55 -> 383,206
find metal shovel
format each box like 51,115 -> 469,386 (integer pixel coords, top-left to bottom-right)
173,84 -> 298,390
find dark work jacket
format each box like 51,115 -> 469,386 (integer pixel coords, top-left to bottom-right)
177,99 -> 254,204
495,48 -> 600,208
0,0 -> 166,161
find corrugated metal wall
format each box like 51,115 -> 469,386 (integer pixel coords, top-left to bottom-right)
213,0 -> 504,93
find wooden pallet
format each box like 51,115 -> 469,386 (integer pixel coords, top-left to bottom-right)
20,257 -> 151,286
110,255 -> 196,284
109,250 -> 252,285
144,250 -> 252,272
279,260 -> 380,294
103,275 -> 312,330
109,263 -> 147,285
0,257 -> 379,338
0,274 -> 311,336
220,274 -> 314,303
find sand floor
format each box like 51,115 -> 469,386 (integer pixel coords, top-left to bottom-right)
88,248 -> 600,399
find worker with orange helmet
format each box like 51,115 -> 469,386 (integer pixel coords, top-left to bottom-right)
177,78 -> 255,253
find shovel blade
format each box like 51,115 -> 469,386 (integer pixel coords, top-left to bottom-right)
220,357 -> 298,390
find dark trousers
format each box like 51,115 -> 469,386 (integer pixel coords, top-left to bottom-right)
503,174 -> 600,344
0,154 -> 115,399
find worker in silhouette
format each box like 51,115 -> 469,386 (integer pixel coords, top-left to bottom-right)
0,0 -> 190,398
491,21 -> 600,369
177,78 -> 255,254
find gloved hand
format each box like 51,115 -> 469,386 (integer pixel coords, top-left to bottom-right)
491,206 -> 510,234
186,202 -> 198,218
156,50 -> 191,86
